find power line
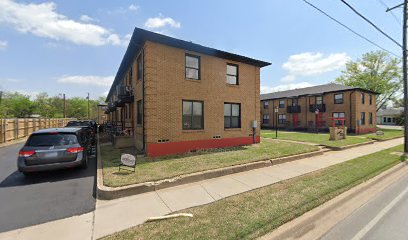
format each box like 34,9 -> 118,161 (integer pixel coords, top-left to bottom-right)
301,0 -> 400,57
377,0 -> 402,26
340,0 -> 402,48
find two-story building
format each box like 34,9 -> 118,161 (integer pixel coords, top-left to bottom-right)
105,27 -> 271,157
260,83 -> 377,134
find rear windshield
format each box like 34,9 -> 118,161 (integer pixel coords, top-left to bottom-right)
66,121 -> 91,127
26,133 -> 79,147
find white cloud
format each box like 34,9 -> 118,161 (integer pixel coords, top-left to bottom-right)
79,14 -> 94,23
282,52 -> 350,78
0,0 -> 128,47
0,40 -> 7,50
145,16 -> 181,29
57,75 -> 114,87
261,82 -> 314,94
280,75 -> 295,83
129,4 -> 139,11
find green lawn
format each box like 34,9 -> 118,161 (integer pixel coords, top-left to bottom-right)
261,130 -> 370,147
361,128 -> 403,140
101,138 -> 318,187
102,145 -> 404,240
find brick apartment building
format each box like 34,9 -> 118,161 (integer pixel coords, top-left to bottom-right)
105,27 -> 270,157
260,83 -> 377,134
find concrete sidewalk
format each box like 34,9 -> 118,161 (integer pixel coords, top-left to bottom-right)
0,138 -> 402,240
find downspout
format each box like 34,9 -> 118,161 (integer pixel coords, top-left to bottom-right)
142,48 -> 146,152
305,96 -> 308,129
350,91 -> 354,133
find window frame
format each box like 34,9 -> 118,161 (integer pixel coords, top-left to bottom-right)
332,112 -> 345,126
279,100 -> 285,108
316,96 -> 323,105
334,93 -> 344,104
226,63 -> 239,85
369,94 -> 372,105
262,114 -> 270,124
278,114 -> 286,124
361,112 -> 366,125
224,102 -> 241,129
361,93 -> 365,104
369,112 -> 373,124
136,100 -> 142,125
292,98 -> 298,107
182,100 -> 204,130
263,101 -> 269,109
137,54 -> 143,81
185,54 -> 201,80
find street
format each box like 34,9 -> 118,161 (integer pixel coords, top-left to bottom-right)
322,170 -> 408,240
0,142 -> 96,233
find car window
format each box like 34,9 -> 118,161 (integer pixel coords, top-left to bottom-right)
66,121 -> 91,127
26,133 -> 79,147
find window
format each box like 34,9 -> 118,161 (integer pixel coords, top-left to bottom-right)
263,101 -> 269,109
361,93 -> 365,104
279,100 -> 285,108
361,112 -> 366,125
292,98 -> 298,106
185,54 -> 200,80
387,117 -> 392,123
369,94 -> 372,105
278,114 -> 286,124
129,67 -> 133,82
137,100 -> 142,125
137,54 -> 143,81
182,100 -> 203,130
224,103 -> 241,128
333,112 -> 345,126
226,64 -> 238,85
263,114 -> 270,124
334,93 -> 344,104
392,118 -> 396,123
316,96 -> 323,105
369,112 -> 373,124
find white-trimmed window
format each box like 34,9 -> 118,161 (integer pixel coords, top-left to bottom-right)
226,64 -> 238,85
263,114 -> 270,124
278,114 -> 286,124
185,54 -> 200,80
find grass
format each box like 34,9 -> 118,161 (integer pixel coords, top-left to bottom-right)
102,145 -> 405,240
361,128 -> 403,140
101,138 -> 318,187
261,130 -> 370,147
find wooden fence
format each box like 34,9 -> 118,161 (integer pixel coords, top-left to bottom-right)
0,118 -> 74,144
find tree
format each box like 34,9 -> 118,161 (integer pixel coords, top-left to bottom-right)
2,92 -> 35,117
335,51 -> 402,111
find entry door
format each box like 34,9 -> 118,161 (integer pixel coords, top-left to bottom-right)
315,112 -> 322,127
293,113 -> 299,127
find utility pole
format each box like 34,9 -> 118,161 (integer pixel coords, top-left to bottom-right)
387,1 -> 408,154
63,93 -> 66,118
87,92 -> 90,119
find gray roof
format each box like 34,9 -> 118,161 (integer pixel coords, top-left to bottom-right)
377,108 -> 403,116
260,83 -> 377,101
107,27 -> 271,101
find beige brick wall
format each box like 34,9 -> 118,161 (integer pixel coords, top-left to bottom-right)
143,41 -> 260,145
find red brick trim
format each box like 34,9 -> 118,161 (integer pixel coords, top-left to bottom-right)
147,136 -> 261,157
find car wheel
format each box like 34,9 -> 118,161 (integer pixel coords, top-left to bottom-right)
79,153 -> 89,169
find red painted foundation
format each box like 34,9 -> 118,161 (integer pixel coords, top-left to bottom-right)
356,128 -> 376,134
147,136 -> 261,157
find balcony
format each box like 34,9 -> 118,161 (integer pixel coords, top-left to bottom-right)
117,86 -> 134,104
309,104 -> 326,112
287,105 -> 301,113
107,102 -> 116,112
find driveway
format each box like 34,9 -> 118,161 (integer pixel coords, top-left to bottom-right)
0,142 -> 97,233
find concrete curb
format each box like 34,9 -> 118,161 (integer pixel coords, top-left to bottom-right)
324,140 -> 376,151
370,135 -> 404,142
96,143 -> 327,200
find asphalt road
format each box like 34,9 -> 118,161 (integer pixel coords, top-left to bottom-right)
322,171 -> 408,240
0,142 -> 96,233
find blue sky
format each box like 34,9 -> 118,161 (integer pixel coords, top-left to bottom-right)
0,0 -> 404,100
